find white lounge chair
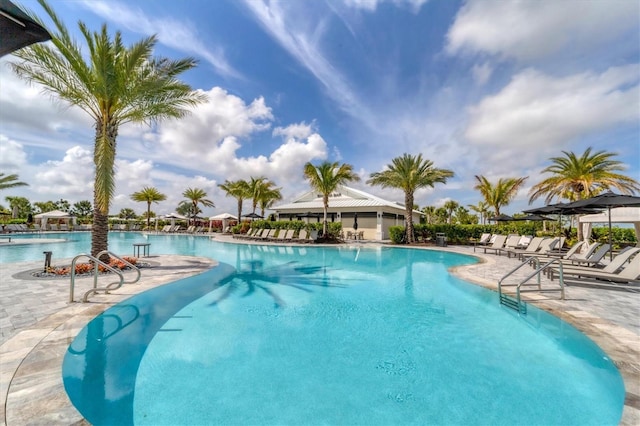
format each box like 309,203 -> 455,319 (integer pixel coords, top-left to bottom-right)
483,235 -> 507,255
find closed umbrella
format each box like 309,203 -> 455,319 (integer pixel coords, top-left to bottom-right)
0,0 -> 51,57
353,213 -> 358,230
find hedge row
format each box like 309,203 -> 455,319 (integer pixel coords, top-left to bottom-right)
389,223 -> 637,248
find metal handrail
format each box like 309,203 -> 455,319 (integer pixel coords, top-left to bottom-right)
498,257 -> 565,314
498,256 -> 540,300
95,250 -> 141,285
69,251 -> 140,303
69,254 -> 123,303
517,257 -> 565,301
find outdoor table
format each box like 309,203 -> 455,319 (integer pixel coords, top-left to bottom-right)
133,242 -> 151,257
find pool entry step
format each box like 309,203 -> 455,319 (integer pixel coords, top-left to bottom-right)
499,293 -> 527,314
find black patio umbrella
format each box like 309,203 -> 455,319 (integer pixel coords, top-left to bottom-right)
489,214 -> 514,222
242,212 -> 263,220
0,0 -> 51,57
512,214 -> 553,221
562,192 -> 640,260
353,213 -> 358,230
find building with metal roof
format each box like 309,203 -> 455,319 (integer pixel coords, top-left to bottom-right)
272,186 -> 422,240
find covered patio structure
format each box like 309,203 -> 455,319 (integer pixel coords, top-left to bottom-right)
33,210 -> 76,230
271,185 -> 422,241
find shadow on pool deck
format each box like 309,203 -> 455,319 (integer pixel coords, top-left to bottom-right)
0,241 -> 638,425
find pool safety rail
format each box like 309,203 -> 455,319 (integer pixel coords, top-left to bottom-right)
498,257 -> 565,314
69,250 -> 141,303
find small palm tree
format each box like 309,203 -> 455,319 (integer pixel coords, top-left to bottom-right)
303,161 -> 360,238
368,154 -> 453,243
218,179 -> 251,223
528,147 -> 639,204
11,0 -> 206,257
131,187 -> 167,230
474,175 -> 528,217
0,173 -> 29,191
180,188 -> 214,225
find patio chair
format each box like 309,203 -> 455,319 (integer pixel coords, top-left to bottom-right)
482,235 -> 507,255
559,253 -> 640,289
550,247 -> 640,281
496,235 -> 524,256
503,237 -> 548,259
566,243 -> 611,267
292,229 -> 312,243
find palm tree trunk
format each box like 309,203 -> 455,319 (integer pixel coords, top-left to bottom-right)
91,119 -> 117,261
237,199 -> 242,226
92,207 -> 109,259
323,196 -> 329,237
146,202 -> 151,230
405,192 -> 414,244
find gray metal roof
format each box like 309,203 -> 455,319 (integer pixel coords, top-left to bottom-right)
272,185 -> 422,215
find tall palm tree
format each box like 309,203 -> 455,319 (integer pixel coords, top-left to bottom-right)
0,173 -> 29,191
11,0 -> 205,257
218,179 -> 251,223
130,187 -> 167,230
468,201 -> 491,225
180,188 -> 214,225
303,161 -> 360,238
368,154 -> 453,244
474,175 -> 528,217
258,186 -> 283,218
443,200 -> 459,224
421,206 -> 436,224
528,147 -> 639,204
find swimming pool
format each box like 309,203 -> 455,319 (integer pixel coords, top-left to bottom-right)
24,233 -> 622,425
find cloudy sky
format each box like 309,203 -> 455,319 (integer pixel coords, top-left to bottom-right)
1,0 -> 638,219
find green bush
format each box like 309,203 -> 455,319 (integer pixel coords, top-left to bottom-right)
389,226 -> 406,244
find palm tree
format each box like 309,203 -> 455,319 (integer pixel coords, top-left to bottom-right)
218,179 -> 251,223
303,161 -> 360,238
468,201 -> 491,225
11,0 -> 205,257
180,188 -> 214,225
443,200 -> 459,224
421,206 -> 436,224
474,175 -> 528,217
0,173 -> 29,191
528,147 -> 639,204
131,187 -> 167,230
258,186 -> 283,218
368,154 -> 454,244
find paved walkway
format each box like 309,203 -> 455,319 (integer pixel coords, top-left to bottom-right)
0,237 -> 638,425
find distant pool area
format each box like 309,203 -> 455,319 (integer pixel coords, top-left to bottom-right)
20,232 -> 621,425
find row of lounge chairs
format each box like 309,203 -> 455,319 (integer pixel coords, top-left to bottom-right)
233,228 -> 315,243
478,233 -> 639,289
2,223 -> 74,232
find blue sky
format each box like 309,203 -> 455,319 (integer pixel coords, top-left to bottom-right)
1,0 -> 638,219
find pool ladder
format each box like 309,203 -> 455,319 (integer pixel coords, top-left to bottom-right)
69,250 -> 141,303
498,257 -> 565,314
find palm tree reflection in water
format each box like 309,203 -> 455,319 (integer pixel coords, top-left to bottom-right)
209,259 -> 345,308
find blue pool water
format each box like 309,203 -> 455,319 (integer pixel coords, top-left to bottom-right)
1,233 -> 625,424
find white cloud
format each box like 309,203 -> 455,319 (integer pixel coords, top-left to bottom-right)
446,0 -> 638,61
342,0 -> 428,13
0,136 -> 28,171
273,122 -> 314,140
464,65 -> 640,169
33,146 -> 94,196
240,0 -> 376,129
79,0 -> 240,78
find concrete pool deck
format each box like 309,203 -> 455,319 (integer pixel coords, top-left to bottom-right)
0,235 -> 638,425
